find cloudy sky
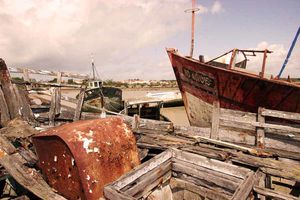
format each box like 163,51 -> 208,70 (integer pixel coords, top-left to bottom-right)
0,0 -> 299,80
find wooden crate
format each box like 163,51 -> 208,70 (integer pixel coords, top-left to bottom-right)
104,148 -> 256,200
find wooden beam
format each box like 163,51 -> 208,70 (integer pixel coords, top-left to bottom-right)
124,160 -> 172,196
110,149 -> 172,190
220,116 -> 300,138
231,171 -> 255,200
172,148 -> 250,179
192,135 -> 271,157
172,158 -> 240,192
0,88 -> 10,125
22,68 -> 30,82
261,107 -> 300,121
104,187 -> 135,200
73,87 -> 85,121
0,135 -> 16,155
211,100 -> 220,139
253,186 -> 299,200
135,171 -> 172,199
256,107 -> 265,148
0,58 -> 21,119
12,84 -> 35,123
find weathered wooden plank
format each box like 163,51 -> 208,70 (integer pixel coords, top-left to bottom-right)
104,187 -> 135,200
176,123 -> 299,153
12,84 -> 35,123
255,171 -> 266,200
261,108 -> 300,121
253,186 -> 299,200
60,95 -> 78,104
220,116 -> 300,136
146,183 -> 173,200
173,172 -> 233,196
135,171 -> 172,199
231,171 -> 255,200
124,160 -> 172,196
172,158 -> 240,192
220,108 -> 257,120
0,153 -> 66,200
0,59 -> 21,119
22,68 -> 30,82
260,167 -> 300,182
264,136 -> 300,153
0,135 -> 16,155
173,148 -> 250,179
111,149 -> 173,190
73,87 -> 85,121
211,100 -> 220,139
230,152 -> 300,182
169,178 -> 230,200
48,88 -> 57,126
0,88 -> 10,125
180,144 -> 231,161
256,107 -> 265,148
123,115 -> 174,133
192,135 -> 271,157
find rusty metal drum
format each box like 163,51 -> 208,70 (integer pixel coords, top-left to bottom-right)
33,117 -> 140,199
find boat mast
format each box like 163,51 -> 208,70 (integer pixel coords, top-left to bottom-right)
185,0 -> 199,58
91,54 -> 96,80
277,26 -> 300,78
190,0 -> 196,57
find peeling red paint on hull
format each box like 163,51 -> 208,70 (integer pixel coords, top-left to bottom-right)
167,48 -> 300,127
33,117 -> 140,199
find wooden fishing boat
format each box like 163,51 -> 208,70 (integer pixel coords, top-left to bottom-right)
167,48 -> 300,127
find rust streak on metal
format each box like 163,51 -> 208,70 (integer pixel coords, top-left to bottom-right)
33,117 -> 140,199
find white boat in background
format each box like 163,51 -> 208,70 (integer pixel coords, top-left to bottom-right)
146,91 -> 183,107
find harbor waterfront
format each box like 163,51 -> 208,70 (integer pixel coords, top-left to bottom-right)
61,87 -> 190,126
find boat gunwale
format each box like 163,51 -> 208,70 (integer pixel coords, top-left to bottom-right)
166,48 -> 300,89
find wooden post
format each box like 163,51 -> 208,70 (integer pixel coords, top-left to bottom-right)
56,72 -> 62,115
73,87 -> 85,121
210,100 -> 220,139
265,175 -> 272,200
12,84 -> 35,123
256,107 -> 265,148
260,49 -> 268,78
124,101 -> 128,115
22,68 -> 30,82
132,114 -> 140,130
228,49 -> 237,69
48,88 -> 57,126
0,88 -> 10,126
0,58 -> 20,119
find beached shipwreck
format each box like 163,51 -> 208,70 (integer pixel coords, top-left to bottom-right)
0,57 -> 300,200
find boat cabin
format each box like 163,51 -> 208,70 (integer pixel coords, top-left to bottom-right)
87,80 -> 102,89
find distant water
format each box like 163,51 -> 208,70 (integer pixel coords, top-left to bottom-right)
61,88 -> 190,126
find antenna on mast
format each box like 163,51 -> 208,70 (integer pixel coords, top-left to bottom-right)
185,0 -> 200,58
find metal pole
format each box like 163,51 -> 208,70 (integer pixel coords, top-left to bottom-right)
189,0 -> 196,58
278,27 -> 300,78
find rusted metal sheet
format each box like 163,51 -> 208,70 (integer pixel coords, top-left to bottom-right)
32,117 -> 140,199
166,48 -> 300,127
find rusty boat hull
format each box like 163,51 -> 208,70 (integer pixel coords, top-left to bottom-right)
167,48 -> 300,127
